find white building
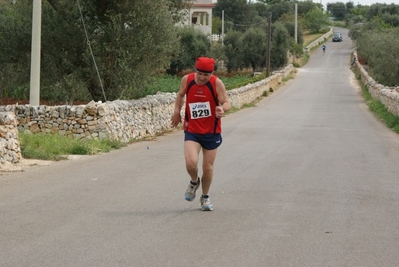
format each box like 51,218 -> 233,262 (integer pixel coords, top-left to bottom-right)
180,0 -> 217,36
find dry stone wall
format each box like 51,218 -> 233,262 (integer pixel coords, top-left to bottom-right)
0,94 -> 178,143
0,112 -> 22,164
353,51 -> 399,116
0,65 -> 292,166
4,59 -> 397,167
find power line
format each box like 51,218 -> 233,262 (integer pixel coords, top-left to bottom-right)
224,13 -> 270,27
77,0 -> 107,102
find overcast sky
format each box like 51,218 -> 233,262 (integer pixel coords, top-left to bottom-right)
320,0 -> 399,6
252,0 -> 399,10
253,0 -> 399,6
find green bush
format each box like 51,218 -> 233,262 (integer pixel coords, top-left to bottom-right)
350,20 -> 399,87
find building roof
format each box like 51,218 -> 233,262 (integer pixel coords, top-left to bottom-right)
193,4 -> 215,8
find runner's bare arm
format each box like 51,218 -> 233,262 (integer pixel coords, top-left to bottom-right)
215,78 -> 231,117
171,75 -> 188,127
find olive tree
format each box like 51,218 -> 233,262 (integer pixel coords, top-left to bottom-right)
270,22 -> 290,69
241,27 -> 267,71
0,0 -> 179,103
366,29 -> 399,86
303,8 -> 329,33
167,27 -> 211,76
223,30 -> 245,72
350,20 -> 399,87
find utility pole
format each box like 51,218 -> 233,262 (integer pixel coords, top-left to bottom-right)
222,10 -> 224,46
266,12 -> 272,77
295,4 -> 298,43
30,0 -> 41,106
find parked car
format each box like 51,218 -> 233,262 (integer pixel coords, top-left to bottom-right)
332,32 -> 343,42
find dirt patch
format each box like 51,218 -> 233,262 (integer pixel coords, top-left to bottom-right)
0,155 -> 88,173
0,159 -> 54,173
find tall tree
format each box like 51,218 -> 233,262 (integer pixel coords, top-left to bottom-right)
303,8 -> 328,33
0,0 -> 179,103
214,0 -> 251,32
223,30 -> 245,72
266,1 -> 294,23
270,22 -> 290,69
327,2 -> 347,20
167,0 -> 193,23
241,27 -> 267,71
167,27 -> 211,76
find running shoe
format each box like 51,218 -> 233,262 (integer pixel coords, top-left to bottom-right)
200,195 -> 213,211
184,178 -> 200,201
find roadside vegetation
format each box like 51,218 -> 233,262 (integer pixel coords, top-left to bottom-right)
342,3 -> 399,132
353,73 -> 399,134
330,2 -> 399,86
19,132 -> 126,161
0,0 -> 326,104
349,24 -> 399,87
1,1 -> 398,160
147,71 -> 267,95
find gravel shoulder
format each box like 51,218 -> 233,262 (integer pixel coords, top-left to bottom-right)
0,159 -> 54,173
0,155 -> 86,173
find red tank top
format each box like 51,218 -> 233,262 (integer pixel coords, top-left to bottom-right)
184,73 -> 221,134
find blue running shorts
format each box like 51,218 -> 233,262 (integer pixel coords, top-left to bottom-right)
184,132 -> 222,150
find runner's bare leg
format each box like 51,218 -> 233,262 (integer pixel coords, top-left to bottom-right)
201,148 -> 218,195
184,141 -> 201,182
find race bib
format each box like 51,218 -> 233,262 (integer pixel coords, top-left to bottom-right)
188,101 -> 212,119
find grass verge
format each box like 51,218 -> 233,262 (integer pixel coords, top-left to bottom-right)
19,132 -> 126,161
354,72 -> 399,134
362,88 -> 399,133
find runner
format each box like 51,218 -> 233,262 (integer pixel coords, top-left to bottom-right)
171,57 -> 231,211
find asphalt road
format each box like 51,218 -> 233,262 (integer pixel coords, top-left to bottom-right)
1,28 -> 399,267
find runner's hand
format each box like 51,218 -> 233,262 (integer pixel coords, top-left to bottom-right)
171,112 -> 181,127
215,106 -> 224,118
